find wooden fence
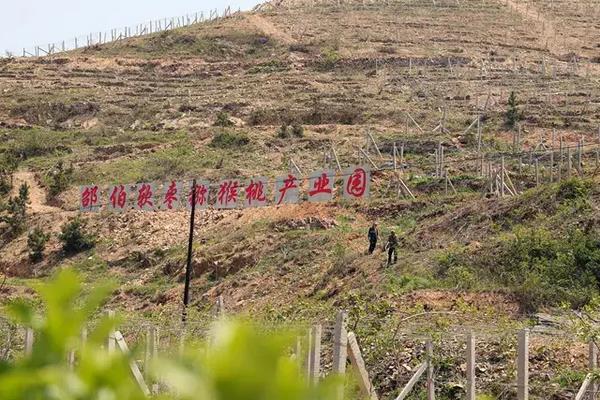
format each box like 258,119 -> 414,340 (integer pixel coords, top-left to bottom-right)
3,310 -> 600,399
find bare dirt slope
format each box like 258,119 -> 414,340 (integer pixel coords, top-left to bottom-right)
11,171 -> 62,215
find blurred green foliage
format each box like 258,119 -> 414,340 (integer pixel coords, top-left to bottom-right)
0,270 -> 344,400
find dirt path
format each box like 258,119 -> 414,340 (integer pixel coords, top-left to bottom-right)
245,14 -> 296,45
10,171 -> 63,215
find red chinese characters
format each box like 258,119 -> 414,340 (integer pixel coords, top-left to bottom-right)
308,170 -> 334,202
343,167 -> 370,200
216,179 -> 239,209
245,178 -> 268,207
135,183 -> 156,211
187,181 -> 209,209
78,165 -> 371,214
275,174 -> 299,205
108,185 -> 128,212
162,181 -> 181,210
80,185 -> 100,211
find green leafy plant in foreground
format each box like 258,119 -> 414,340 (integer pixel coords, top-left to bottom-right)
0,270 -> 343,400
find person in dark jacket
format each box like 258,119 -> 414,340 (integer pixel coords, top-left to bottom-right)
385,231 -> 399,266
368,223 -> 379,254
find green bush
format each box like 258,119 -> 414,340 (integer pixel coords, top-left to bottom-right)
1,183 -> 29,236
47,161 -> 74,198
277,124 -> 304,139
488,227 -> 600,311
505,91 -> 520,128
557,178 -> 590,201
445,265 -> 476,290
214,111 -> 234,127
0,176 -> 10,196
318,49 -> 341,71
58,216 -> 96,254
437,225 -> 600,311
0,153 -> 19,196
291,124 -> 304,137
27,227 -> 50,262
277,123 -> 291,139
210,131 -> 250,148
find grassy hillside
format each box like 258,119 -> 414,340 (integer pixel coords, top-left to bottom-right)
1,0 -> 600,398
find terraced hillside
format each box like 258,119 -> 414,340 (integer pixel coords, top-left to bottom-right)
1,0 -> 600,398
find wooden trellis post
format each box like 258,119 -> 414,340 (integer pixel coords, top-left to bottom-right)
567,147 -> 572,178
427,341 -> 435,400
501,157 -> 506,197
216,295 -> 225,317
305,327 -> 313,377
107,310 -> 116,354
550,129 -> 555,183
332,311 -> 348,400
517,329 -> 529,400
331,144 -> 342,172
347,332 -> 378,400
114,331 -> 151,396
24,328 -> 34,356
309,324 -> 322,385
596,126 -> 600,169
588,341 -> 598,398
466,332 -> 476,400
477,115 -> 482,152
559,136 -> 563,182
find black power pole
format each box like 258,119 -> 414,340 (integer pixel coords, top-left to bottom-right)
182,179 -> 197,323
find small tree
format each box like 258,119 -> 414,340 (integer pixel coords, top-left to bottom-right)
214,111 -> 234,127
291,124 -> 304,138
1,183 -> 29,236
27,227 -> 50,262
506,91 -> 520,128
0,153 -> 19,195
277,123 -> 291,139
58,216 -> 96,254
277,124 -> 303,139
47,161 -> 74,198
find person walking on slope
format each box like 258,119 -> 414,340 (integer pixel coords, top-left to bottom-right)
385,231 -> 399,266
368,223 -> 379,255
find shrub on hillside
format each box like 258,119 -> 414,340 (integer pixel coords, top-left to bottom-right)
214,111 -> 234,127
317,49 -> 340,71
1,183 -> 29,236
58,216 -> 96,254
439,226 -> 600,312
557,178 -> 591,201
210,130 -> 250,148
27,227 -> 50,262
277,123 -> 304,139
0,175 -> 10,197
505,91 -> 520,128
47,161 -> 74,198
291,124 -> 304,138
0,153 -> 19,196
277,124 -> 291,139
